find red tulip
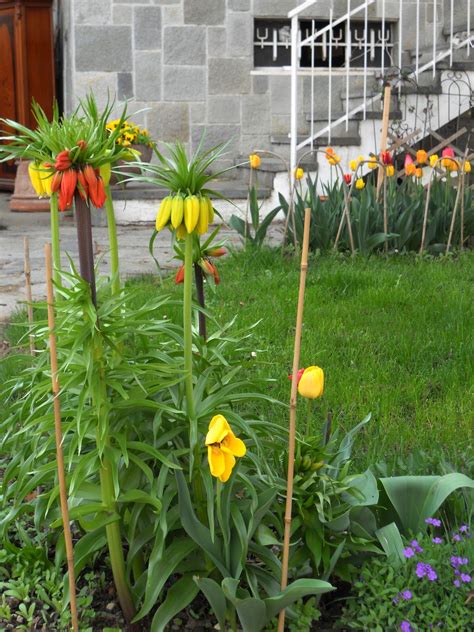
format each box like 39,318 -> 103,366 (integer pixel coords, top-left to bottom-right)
288,368 -> 305,384
59,168 -> 77,211
343,173 -> 351,185
175,265 -> 185,284
442,147 -> 455,158
381,151 -> 393,165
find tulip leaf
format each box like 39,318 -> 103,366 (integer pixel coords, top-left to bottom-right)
151,575 -> 199,632
194,577 -> 227,630
263,578 -> 335,619
375,522 -> 406,567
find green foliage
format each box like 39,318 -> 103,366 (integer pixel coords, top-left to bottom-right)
230,185 -> 281,246
340,528 -> 473,631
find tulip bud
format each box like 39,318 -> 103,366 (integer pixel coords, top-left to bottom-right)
297,366 -> 324,399
416,149 -> 428,164
249,154 -> 261,169
207,247 -> 226,257
343,173 -> 351,185
175,265 -> 185,284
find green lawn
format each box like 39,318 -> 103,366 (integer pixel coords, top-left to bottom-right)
3,248 -> 473,469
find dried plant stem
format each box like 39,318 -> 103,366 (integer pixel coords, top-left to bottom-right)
23,237 -> 35,355
278,208 -> 312,632
460,173 -> 466,250
50,192 -> 61,286
194,262 -> 207,340
44,243 -> 79,632
74,194 -> 97,306
383,174 -> 388,253
445,172 -> 463,255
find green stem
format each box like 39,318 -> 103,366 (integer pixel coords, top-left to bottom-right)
216,481 -> 230,569
105,185 -> 120,295
305,398 -> 313,437
184,232 -> 196,448
50,192 -> 61,286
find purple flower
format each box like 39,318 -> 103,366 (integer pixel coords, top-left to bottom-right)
459,525 -> 469,533
410,539 -> 423,553
416,562 -> 426,578
451,556 -> 469,568
400,621 -> 412,632
425,517 -> 441,527
462,557 -> 469,565
432,537 -> 443,544
453,579 -> 461,588
401,590 -> 412,601
427,567 -> 438,581
393,597 -> 399,605
453,534 -> 462,542
460,574 -> 472,583
403,547 -> 415,558
416,562 -> 437,581
454,569 -> 460,575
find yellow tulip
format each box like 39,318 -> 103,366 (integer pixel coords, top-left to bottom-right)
463,161 -> 471,173
416,149 -> 428,164
297,366 -> 324,399
386,165 -> 395,177
429,154 -> 439,168
295,167 -> 304,180
249,153 -> 261,169
367,160 -> 377,170
355,178 -> 365,190
357,155 -> 364,163
349,159 -> 358,171
415,167 -> 423,179
205,415 -> 246,482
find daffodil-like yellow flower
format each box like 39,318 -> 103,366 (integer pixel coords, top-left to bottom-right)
349,159 -> 358,171
463,161 -> 471,173
295,167 -> 304,180
249,154 -> 261,169
386,165 -> 395,177
416,149 -> 428,164
415,167 -> 423,179
205,415 -> 246,482
297,366 -> 324,399
429,154 -> 439,168
355,177 -> 365,190
367,159 -> 378,170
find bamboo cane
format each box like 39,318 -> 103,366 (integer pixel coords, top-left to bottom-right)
44,243 -> 79,632
278,208 -> 312,632
23,237 -> 35,356
376,85 -> 392,196
460,172 -> 465,250
445,171 -> 464,255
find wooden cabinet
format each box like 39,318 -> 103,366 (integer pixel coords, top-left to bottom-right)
0,0 -> 55,190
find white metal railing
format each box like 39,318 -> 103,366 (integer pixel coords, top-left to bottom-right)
289,0 -> 474,178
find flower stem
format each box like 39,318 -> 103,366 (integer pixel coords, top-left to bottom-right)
50,192 -> 61,286
184,232 -> 196,448
194,261 -> 207,340
74,194 -> 97,306
105,185 -> 120,295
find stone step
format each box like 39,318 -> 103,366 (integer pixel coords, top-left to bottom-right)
305,109 -> 403,122
111,180 -> 271,201
271,133 -> 361,147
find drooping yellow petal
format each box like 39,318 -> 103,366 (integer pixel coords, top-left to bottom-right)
208,445 -> 225,478
298,366 -> 324,399
219,448 -> 236,482
205,414 -> 231,446
222,432 -> 246,457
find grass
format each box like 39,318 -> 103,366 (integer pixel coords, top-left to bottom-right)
3,248 -> 473,469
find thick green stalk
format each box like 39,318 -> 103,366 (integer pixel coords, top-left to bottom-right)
50,192 -> 61,286
105,185 -> 120,295
184,232 -> 196,446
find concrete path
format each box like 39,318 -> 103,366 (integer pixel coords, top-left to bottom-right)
0,193 -> 283,322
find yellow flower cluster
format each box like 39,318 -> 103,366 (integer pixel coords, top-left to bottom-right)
106,119 -> 152,147
155,193 -> 214,238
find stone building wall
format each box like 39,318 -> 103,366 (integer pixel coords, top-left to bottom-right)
62,1 -> 462,165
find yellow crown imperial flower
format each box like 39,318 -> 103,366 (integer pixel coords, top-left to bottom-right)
297,366 -> 324,399
355,177 -> 365,190
249,153 -> 261,169
205,415 -> 246,482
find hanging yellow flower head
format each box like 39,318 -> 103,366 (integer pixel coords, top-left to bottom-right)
249,153 -> 261,169
295,167 -> 304,180
205,415 -> 246,482
355,177 -> 365,190
297,366 -> 324,399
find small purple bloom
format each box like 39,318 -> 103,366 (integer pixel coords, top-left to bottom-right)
400,621 -> 412,632
453,579 -> 461,588
461,557 -> 469,565
454,569 -> 460,575
425,517 -> 442,527
453,534 -> 462,542
432,537 -> 443,544
427,567 -> 438,581
411,539 -> 423,553
416,562 -> 437,580
460,574 -> 472,583
459,525 -> 469,533
450,556 -> 463,568
416,562 -> 426,578
393,597 -> 399,605
401,590 -> 412,601
403,547 -> 415,558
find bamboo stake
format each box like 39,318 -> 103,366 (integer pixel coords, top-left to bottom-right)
44,243 -> 79,632
460,172 -> 466,250
383,172 -> 388,253
376,84 -> 392,196
445,171 -> 464,255
23,237 -> 35,356
278,208 -> 312,632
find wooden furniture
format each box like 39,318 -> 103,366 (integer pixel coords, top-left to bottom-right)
0,0 -> 55,190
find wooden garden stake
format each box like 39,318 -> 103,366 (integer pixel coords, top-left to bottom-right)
44,243 -> 79,632
278,208 -> 311,632
377,84 -> 392,195
23,237 -> 35,355
460,172 -> 466,250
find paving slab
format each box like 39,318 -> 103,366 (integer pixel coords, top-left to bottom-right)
0,193 -> 283,322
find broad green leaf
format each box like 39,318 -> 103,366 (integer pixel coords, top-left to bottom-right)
194,577 -> 227,630
151,575 -> 199,632
375,522 -> 405,567
264,578 -> 335,619
118,489 -> 162,512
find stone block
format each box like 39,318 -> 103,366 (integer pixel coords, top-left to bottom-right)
163,26 -> 206,65
271,114 -> 290,135
269,75 -> 291,114
74,0 -> 111,25
228,0 -> 250,10
112,5 -> 132,24
147,102 -> 189,141
227,12 -> 253,58
135,52 -> 162,101
208,58 -> 251,94
184,0 -> 225,25
241,134 -> 271,154
253,75 -> 269,94
75,26 -> 132,71
208,96 -> 241,124
117,72 -> 133,99
208,27 -> 227,55
162,5 -> 184,24
134,5 -> 162,50
254,0 -> 295,17
191,124 -> 241,156
74,72 -> 118,108
163,66 -> 206,101
242,95 -> 270,134
190,102 -> 207,125
152,0 -> 180,4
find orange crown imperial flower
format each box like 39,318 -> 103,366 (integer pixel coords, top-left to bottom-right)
58,168 -> 77,211
205,415 -> 246,482
54,149 -> 72,172
297,366 -> 324,399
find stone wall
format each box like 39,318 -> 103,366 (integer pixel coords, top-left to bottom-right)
63,1 -> 460,165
